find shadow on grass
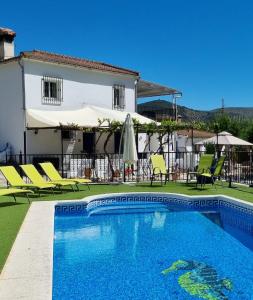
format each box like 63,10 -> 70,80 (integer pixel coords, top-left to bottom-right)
188,182 -> 253,197
28,188 -> 76,198
135,184 -> 162,188
26,187 -> 85,202
187,187 -> 210,191
0,202 -> 24,208
227,185 -> 253,196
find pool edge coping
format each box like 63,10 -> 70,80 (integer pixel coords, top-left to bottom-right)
81,192 -> 253,210
0,192 -> 252,299
0,198 -> 83,300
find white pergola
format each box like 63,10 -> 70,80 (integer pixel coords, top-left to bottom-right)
26,104 -> 155,129
24,104 -> 157,161
137,79 -> 181,98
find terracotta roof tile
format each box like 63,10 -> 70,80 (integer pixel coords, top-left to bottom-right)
20,50 -> 139,76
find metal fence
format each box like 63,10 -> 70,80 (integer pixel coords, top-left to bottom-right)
3,150 -> 253,186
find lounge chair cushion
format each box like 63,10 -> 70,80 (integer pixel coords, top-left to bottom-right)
0,166 -> 55,189
20,164 -> 76,187
39,162 -> 91,184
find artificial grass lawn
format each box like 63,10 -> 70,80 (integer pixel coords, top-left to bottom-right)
0,181 -> 253,272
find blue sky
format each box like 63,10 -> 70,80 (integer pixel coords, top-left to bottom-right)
2,0 -> 253,110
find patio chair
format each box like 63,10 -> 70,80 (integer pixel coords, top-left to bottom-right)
199,155 -> 226,189
20,164 -> 77,192
39,162 -> 91,190
150,154 -> 174,186
0,166 -> 56,195
186,154 -> 214,185
0,187 -> 33,203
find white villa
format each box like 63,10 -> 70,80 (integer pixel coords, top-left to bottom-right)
0,28 -> 180,159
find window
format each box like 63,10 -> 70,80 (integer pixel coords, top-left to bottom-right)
42,76 -> 63,105
113,85 -> 125,110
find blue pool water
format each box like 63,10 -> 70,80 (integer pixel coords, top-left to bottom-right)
53,196 -> 253,299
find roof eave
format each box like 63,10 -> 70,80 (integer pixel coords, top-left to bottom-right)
20,52 -> 140,78
0,56 -> 20,66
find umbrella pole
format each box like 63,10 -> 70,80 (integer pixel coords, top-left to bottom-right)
119,116 -> 127,182
135,124 -> 139,182
23,130 -> 27,164
123,163 -> 126,182
61,128 -> 64,177
167,131 -> 170,178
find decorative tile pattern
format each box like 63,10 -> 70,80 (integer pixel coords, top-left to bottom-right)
162,260 -> 233,300
86,194 -> 218,213
55,202 -> 87,215
218,199 -> 253,216
55,194 -> 253,224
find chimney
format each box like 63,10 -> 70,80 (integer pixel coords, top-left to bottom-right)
0,28 -> 16,60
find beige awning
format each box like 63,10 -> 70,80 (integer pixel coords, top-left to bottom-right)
26,104 -> 156,129
137,79 -> 181,98
195,131 -> 253,146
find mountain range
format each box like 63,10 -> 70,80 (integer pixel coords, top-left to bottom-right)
137,100 -> 253,122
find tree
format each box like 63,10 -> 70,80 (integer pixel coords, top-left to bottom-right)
243,121 -> 253,143
209,113 -> 241,137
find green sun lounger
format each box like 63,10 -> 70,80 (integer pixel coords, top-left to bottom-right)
0,166 -> 56,194
0,187 -> 33,203
200,155 -> 226,189
20,164 -> 77,191
186,154 -> 214,185
150,154 -> 174,186
39,162 -> 91,190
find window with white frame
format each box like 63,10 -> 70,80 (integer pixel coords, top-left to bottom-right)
42,76 -> 63,105
113,85 -> 125,110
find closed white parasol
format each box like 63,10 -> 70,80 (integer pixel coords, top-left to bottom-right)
121,114 -> 138,164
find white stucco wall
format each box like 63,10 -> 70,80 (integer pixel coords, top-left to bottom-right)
24,60 -> 137,112
27,129 -> 115,155
24,59 -> 136,155
0,58 -> 137,155
0,61 -> 24,153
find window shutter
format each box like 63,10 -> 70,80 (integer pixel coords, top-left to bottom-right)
57,79 -> 61,101
113,85 -> 125,110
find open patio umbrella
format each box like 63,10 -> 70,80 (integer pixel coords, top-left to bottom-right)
195,131 -> 253,147
121,114 -> 138,164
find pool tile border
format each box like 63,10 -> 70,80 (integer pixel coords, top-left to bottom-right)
55,192 -> 253,216
0,193 -> 252,299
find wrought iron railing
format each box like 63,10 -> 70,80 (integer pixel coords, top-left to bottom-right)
3,150 -> 253,186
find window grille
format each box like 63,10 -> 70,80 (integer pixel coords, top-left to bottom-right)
41,76 -> 63,105
113,85 -> 125,110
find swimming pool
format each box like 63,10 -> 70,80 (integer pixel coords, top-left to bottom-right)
53,193 -> 253,299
